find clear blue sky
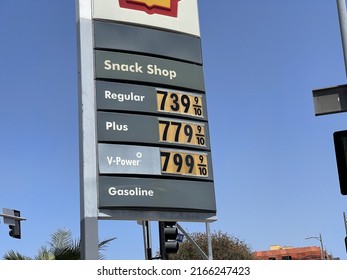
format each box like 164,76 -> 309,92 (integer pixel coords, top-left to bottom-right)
1,0 -> 347,260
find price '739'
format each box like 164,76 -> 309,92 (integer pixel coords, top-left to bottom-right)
160,150 -> 208,177
157,90 -> 204,118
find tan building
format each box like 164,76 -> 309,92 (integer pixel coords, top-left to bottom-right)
253,245 -> 333,260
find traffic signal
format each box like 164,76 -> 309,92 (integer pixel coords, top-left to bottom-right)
9,210 -> 21,239
159,221 -> 179,259
333,130 -> 347,195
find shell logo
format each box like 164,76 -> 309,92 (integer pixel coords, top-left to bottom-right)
118,0 -> 181,17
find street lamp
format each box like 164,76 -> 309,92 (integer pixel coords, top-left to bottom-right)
305,233 -> 325,260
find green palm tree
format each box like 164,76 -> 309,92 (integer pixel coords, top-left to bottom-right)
3,228 -> 116,260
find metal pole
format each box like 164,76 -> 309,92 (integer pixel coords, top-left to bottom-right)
142,221 -> 148,259
76,0 -> 99,260
0,213 -> 26,221
305,234 -> 326,259
146,221 -> 152,260
344,212 -> 347,235
142,221 -> 152,260
176,223 -> 209,260
206,222 -> 213,260
337,0 -> 347,76
319,233 -> 325,259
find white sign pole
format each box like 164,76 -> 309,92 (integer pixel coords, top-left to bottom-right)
76,0 -> 99,260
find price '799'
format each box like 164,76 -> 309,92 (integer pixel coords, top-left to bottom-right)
160,150 -> 208,177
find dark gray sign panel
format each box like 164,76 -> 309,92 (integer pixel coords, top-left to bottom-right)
98,176 -> 216,213
96,81 -> 208,121
96,81 -> 156,114
95,51 -> 205,91
312,84 -> 347,116
98,144 -> 214,180
97,112 -> 210,149
94,20 -> 203,64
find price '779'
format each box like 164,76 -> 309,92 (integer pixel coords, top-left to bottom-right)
159,119 -> 206,147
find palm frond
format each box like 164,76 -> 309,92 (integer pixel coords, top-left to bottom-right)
3,250 -> 32,260
98,237 -> 117,250
35,246 -> 54,260
98,237 -> 117,260
48,228 -> 73,250
3,228 -> 116,260
54,245 -> 81,260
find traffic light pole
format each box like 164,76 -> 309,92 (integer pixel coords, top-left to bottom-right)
313,1 -> 347,256
337,0 -> 347,76
311,1 -> 347,116
176,223 -> 210,260
0,213 -> 26,222
142,221 -> 153,260
344,212 -> 347,254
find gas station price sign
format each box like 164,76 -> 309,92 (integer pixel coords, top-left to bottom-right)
160,149 -> 209,177
77,0 -> 216,229
157,90 -> 204,118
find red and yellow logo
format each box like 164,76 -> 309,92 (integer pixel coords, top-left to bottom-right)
119,0 -> 181,17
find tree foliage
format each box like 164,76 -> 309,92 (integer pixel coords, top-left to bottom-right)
168,231 -> 255,260
3,228 -> 115,260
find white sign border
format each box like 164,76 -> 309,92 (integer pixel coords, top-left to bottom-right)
92,0 -> 201,36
